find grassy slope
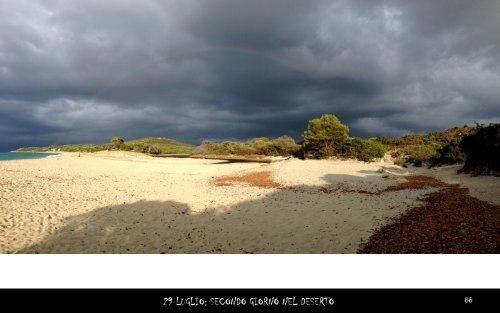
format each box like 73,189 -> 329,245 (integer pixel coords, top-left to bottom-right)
16,144 -> 108,153
386,125 -> 476,165
125,137 -> 195,154
389,125 -> 476,149
16,137 -> 195,154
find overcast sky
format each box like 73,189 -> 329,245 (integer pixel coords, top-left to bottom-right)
1,0 -> 499,150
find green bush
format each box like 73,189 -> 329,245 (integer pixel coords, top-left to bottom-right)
119,143 -> 132,151
394,159 -> 406,167
195,140 -> 247,155
386,125 -> 477,167
318,146 -> 337,158
372,135 -> 393,146
196,140 -> 222,154
406,145 -> 438,167
231,142 -> 256,156
57,144 -> 109,152
131,143 -> 147,153
359,139 -> 387,161
459,123 -> 500,175
110,136 -> 125,149
146,145 -> 161,155
342,138 -> 387,162
302,114 -> 349,158
248,137 -> 277,155
125,137 -> 194,154
272,136 -> 301,156
193,136 -> 300,157
220,141 -> 245,154
430,138 -> 465,166
388,126 -> 475,151
192,140 -> 211,155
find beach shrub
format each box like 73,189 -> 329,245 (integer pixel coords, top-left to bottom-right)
110,136 -> 125,149
388,126 -> 475,150
372,135 -> 393,146
194,140 -> 246,155
221,141 -> 245,154
385,125 -> 477,167
272,136 -> 300,156
302,114 -> 349,158
131,143 -> 147,153
459,123 -> 500,176
56,144 -> 109,152
391,134 -> 426,147
119,143 -> 132,151
232,142 -> 256,156
125,137 -> 195,154
145,145 -> 161,155
193,136 -> 300,157
193,140 -> 210,155
357,139 -> 387,161
430,138 -> 466,166
248,137 -> 277,155
342,138 -> 387,162
406,145 -> 438,167
195,140 -> 223,154
394,159 -> 406,167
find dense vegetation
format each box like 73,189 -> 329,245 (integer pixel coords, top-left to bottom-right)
341,137 -> 387,162
300,114 -> 387,161
124,137 -> 195,154
110,136 -> 125,149
17,144 -> 109,153
385,125 -> 476,167
458,123 -> 500,176
381,123 -> 499,173
193,136 -> 300,158
15,115 -> 498,175
17,137 -> 195,155
302,114 -> 349,158
193,114 -> 387,162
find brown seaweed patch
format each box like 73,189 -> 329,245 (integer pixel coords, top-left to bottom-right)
359,182 -> 499,253
321,175 -> 450,195
213,171 -> 283,189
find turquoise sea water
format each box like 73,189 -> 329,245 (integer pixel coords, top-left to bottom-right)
0,152 -> 60,161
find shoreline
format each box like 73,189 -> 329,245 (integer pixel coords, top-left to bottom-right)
1,151 -> 63,161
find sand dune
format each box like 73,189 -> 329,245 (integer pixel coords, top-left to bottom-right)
0,151 -> 497,253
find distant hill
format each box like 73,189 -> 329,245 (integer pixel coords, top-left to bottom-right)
16,137 -> 195,155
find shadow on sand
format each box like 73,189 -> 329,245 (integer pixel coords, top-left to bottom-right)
19,171 -> 417,254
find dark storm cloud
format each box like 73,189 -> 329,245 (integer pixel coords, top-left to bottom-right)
1,0 -> 499,150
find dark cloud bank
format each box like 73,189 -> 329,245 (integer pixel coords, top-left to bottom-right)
1,0 -> 499,151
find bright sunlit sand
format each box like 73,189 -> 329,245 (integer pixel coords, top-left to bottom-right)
1,151 -> 497,253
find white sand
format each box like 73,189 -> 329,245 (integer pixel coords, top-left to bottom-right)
0,152 -> 497,253
414,164 -> 500,206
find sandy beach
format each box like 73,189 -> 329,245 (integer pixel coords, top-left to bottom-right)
0,152 -> 498,253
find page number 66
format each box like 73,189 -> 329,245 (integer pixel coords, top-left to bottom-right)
464,297 -> 473,304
